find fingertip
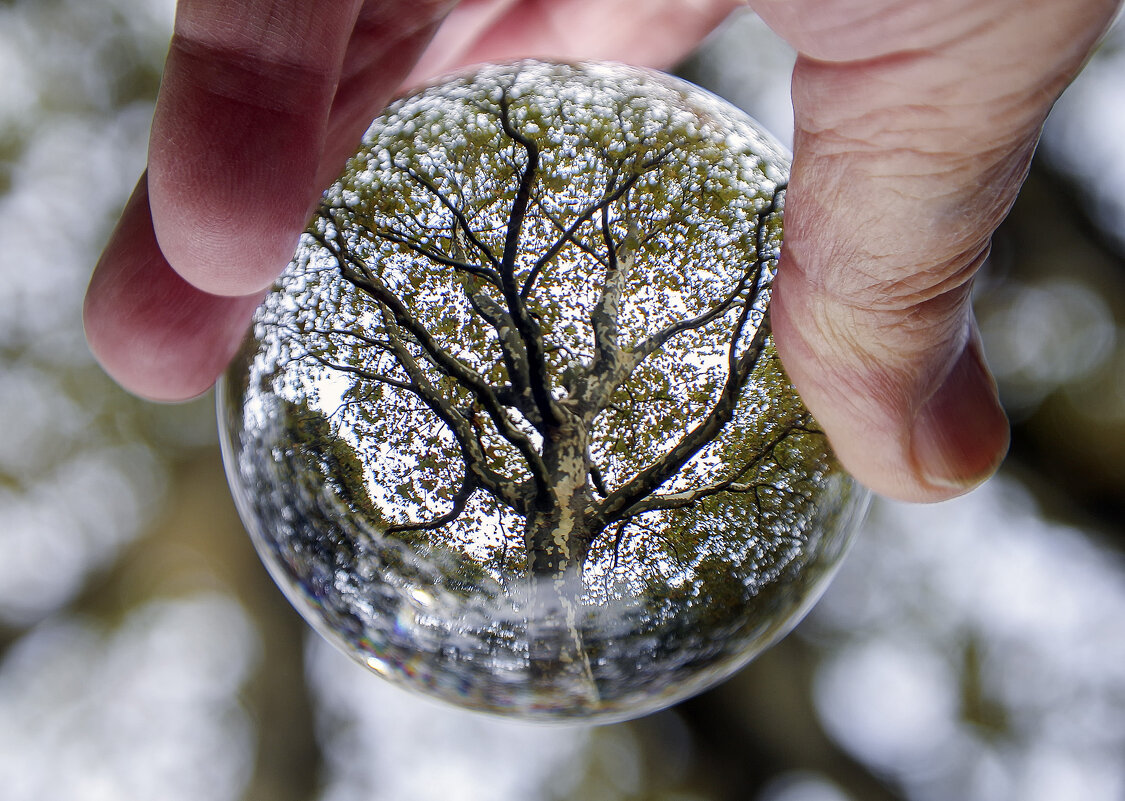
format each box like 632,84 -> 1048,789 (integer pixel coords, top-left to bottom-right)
908,333 -> 1009,498
83,294 -> 214,403
84,178 -> 263,402
146,33 -> 333,297
770,274 -> 1007,503
147,170 -> 305,298
146,98 -> 316,297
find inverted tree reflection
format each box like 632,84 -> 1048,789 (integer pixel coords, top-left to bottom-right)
228,62 -> 863,718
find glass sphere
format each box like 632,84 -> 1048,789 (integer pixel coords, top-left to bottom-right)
219,60 -> 869,723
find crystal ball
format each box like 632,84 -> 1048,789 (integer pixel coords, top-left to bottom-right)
218,61 -> 869,723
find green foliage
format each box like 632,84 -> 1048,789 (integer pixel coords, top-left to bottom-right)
249,61 -> 836,609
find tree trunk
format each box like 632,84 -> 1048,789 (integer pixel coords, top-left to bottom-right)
524,520 -> 600,709
522,418 -> 601,708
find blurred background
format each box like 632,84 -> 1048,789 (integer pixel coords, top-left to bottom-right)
2,3 -> 1124,800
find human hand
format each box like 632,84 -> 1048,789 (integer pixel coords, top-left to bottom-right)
84,0 -> 1119,502
82,0 -> 736,398
748,0 -> 1119,500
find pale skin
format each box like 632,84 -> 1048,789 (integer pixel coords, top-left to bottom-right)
83,0 -> 1121,502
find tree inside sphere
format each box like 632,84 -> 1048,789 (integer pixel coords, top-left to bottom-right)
219,60 -> 869,723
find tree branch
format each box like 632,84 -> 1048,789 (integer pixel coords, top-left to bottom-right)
586,198 -> 633,379
309,327 -> 395,354
451,271 -> 538,425
308,353 -> 416,394
590,460 -> 610,497
384,474 -> 478,536
593,313 -> 773,528
617,417 -> 817,518
369,226 -> 501,285
496,90 -> 559,430
400,163 -> 502,273
630,265 -> 757,366
519,161 -> 660,300
310,227 -> 498,399
629,182 -> 787,368
520,164 -> 617,298
309,226 -> 549,497
376,302 -> 533,511
529,190 -> 609,270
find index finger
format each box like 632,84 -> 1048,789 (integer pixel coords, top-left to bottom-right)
147,0 -> 365,296
86,0 -> 455,401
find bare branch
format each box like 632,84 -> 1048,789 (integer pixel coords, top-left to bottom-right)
617,417 -> 818,518
384,474 -> 478,536
610,519 -> 628,571
370,226 -> 501,285
496,91 -> 559,430
309,226 -> 550,496
377,303 -> 533,510
450,272 -> 538,424
588,198 -> 631,370
590,461 -> 610,497
528,191 -> 609,269
603,513 -> 686,573
436,222 -> 536,417
400,163 -> 502,273
519,163 -> 657,300
310,227 -> 495,396
629,182 -> 786,366
521,163 -> 616,298
309,327 -> 395,353
308,353 -> 416,394
630,266 -> 757,365
593,313 -> 773,528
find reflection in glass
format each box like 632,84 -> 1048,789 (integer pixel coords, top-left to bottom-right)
220,61 -> 868,722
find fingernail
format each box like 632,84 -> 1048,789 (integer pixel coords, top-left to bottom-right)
910,337 -> 1009,494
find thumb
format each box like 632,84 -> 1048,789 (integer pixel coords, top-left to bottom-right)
772,255 -> 1008,502
756,0 -> 1118,501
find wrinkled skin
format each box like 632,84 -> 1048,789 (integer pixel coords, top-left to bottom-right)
84,0 -> 1121,501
